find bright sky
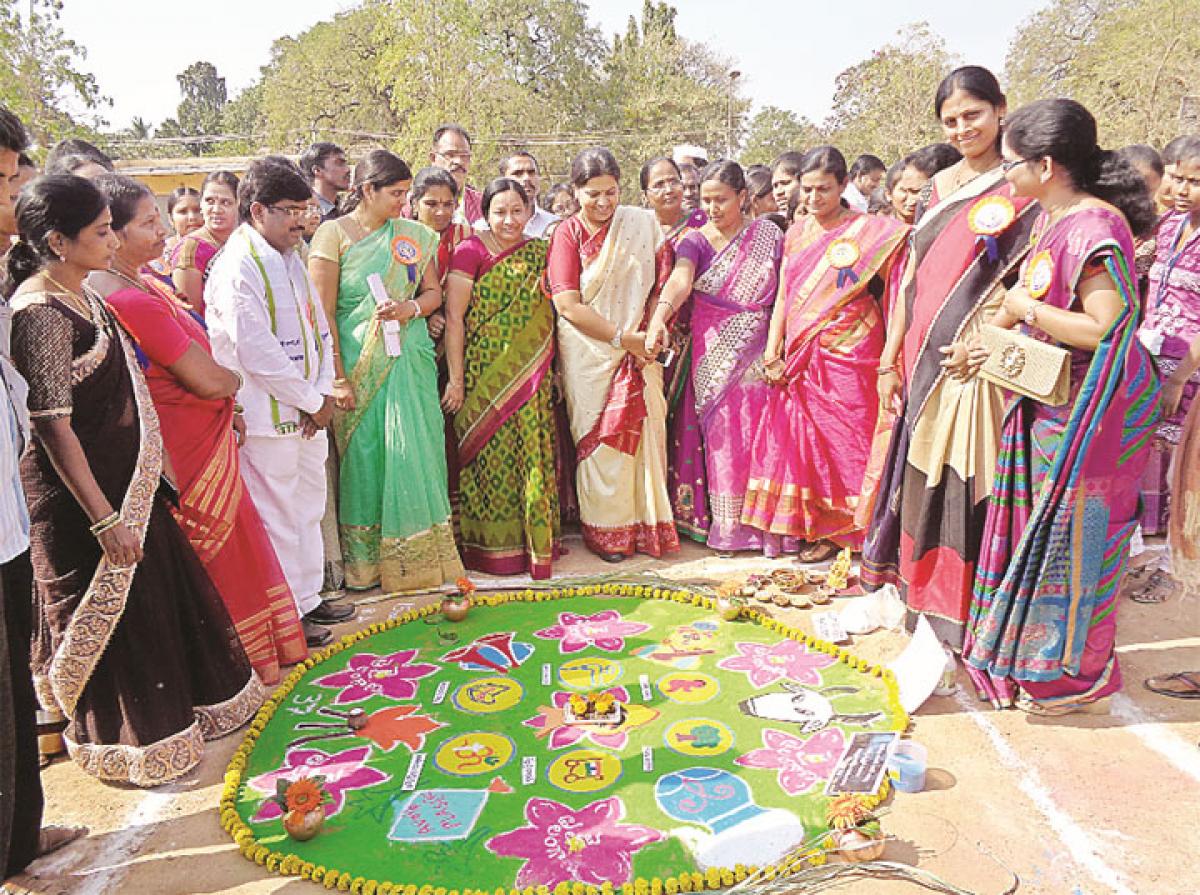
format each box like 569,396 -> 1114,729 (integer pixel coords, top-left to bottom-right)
59,0 -> 1047,131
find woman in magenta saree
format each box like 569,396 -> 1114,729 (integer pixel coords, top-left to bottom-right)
963,100 -> 1161,714
647,161 -> 781,551
741,148 -> 908,557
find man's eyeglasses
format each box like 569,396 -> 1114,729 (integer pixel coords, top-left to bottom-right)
264,204 -> 310,219
436,150 -> 473,163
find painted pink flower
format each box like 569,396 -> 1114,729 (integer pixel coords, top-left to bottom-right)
524,687 -> 632,750
717,640 -> 834,688
313,649 -> 437,704
735,727 -> 846,795
487,796 -> 662,887
248,746 -> 389,820
533,610 -> 651,654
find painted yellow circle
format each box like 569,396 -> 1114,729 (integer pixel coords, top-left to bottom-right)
557,657 -> 623,691
657,672 -> 720,705
546,749 -> 623,793
451,676 -> 524,714
433,731 -> 515,777
663,719 -> 735,757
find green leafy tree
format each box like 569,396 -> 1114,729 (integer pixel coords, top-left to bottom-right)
1006,0 -> 1200,147
741,106 -> 824,165
825,22 -> 957,163
157,61 -> 230,155
0,0 -> 108,149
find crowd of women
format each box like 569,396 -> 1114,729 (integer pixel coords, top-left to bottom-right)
2,60 -> 1200,875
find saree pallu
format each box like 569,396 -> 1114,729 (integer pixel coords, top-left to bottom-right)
743,213 -> 906,549
436,222 -> 474,540
106,281 -> 306,685
861,169 -> 1039,648
453,238 -> 559,578
13,292 -> 263,787
553,208 -> 679,557
333,219 -> 464,592
964,208 -> 1161,709
168,232 -> 220,314
688,218 -> 782,550
661,209 -> 711,542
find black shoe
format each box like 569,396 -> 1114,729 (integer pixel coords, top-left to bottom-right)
303,618 -> 333,647
597,551 -> 626,564
305,599 -> 356,624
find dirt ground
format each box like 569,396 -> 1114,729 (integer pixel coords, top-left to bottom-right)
5,534 -> 1199,895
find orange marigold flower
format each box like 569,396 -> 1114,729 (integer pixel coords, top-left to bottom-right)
455,577 -> 477,594
285,778 -> 326,813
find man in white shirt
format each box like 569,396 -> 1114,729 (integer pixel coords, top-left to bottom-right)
1,104 -> 87,877
478,151 -> 559,239
205,157 -> 352,647
843,154 -> 886,213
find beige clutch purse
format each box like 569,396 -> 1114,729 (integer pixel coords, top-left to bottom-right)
977,324 -> 1071,406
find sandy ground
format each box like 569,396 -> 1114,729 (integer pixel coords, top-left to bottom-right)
5,533 -> 1199,895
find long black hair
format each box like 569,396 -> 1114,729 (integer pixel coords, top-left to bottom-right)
411,165 -> 459,203
481,177 -> 529,218
570,147 -> 620,188
339,149 -> 412,216
934,66 -> 1005,119
6,175 -> 108,286
1004,98 -> 1158,237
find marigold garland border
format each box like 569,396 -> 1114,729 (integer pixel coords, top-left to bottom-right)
220,582 -> 908,894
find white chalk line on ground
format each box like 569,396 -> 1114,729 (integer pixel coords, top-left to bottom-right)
952,690 -> 1136,895
1109,692 -> 1200,785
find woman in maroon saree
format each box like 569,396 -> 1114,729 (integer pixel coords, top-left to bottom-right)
9,175 -> 262,786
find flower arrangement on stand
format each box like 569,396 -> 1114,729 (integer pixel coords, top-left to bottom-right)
824,794 -> 885,862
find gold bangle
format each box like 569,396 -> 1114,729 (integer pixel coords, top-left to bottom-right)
90,512 -> 121,537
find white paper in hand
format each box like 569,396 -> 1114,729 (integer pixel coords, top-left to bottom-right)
366,272 -> 404,356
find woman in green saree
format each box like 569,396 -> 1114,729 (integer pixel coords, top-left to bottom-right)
441,178 -> 560,577
309,150 -> 464,591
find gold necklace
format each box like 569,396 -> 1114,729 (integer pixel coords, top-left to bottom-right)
43,273 -> 95,321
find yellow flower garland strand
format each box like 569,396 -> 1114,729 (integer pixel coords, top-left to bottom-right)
220,583 -> 909,893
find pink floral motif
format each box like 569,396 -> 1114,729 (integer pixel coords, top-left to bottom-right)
717,640 -> 834,688
487,796 -> 663,887
533,610 -> 651,654
313,649 -> 437,704
735,728 -> 846,795
248,746 -> 389,820
524,687 -> 635,750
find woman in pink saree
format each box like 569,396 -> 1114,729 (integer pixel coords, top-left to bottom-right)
963,100 -> 1161,714
646,161 -> 782,551
741,147 -> 909,560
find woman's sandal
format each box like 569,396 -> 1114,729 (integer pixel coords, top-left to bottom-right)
1128,569 -> 1178,604
797,540 -> 839,564
1144,670 -> 1200,700
1015,693 -> 1110,716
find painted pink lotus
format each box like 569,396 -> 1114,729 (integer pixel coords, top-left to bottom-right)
248,746 -> 389,820
717,639 -> 834,688
313,649 -> 437,704
735,727 -> 846,795
533,610 -> 651,654
487,796 -> 663,887
524,687 -> 658,751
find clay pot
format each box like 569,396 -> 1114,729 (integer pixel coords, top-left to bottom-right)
283,806 -> 326,841
441,595 -> 471,622
833,827 -> 886,862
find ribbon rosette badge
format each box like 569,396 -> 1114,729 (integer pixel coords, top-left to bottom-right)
392,235 -> 423,283
1024,250 -> 1054,299
968,195 -> 1016,263
826,237 -> 861,288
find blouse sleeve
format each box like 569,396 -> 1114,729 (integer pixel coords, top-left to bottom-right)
674,231 -> 705,267
107,293 -> 193,368
11,303 -> 73,419
448,236 -> 487,280
545,219 -> 584,295
170,236 -> 198,272
308,221 -> 347,265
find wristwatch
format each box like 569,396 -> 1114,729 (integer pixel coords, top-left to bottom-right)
1023,301 -> 1039,328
